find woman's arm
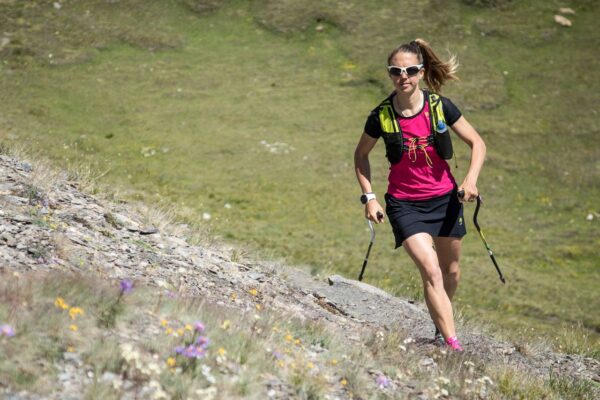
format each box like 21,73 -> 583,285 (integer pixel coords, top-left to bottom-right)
354,133 -> 385,222
450,116 -> 486,202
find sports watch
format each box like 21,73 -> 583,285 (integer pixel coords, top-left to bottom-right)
360,192 -> 376,204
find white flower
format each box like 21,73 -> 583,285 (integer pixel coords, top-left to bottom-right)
437,377 -> 450,385
145,362 -> 163,375
148,380 -> 170,400
477,376 -> 494,386
120,343 -> 140,363
482,376 -> 494,385
194,387 -> 217,400
201,364 -> 216,384
112,378 -> 123,390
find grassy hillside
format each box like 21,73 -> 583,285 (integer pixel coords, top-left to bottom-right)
1,0 -> 598,355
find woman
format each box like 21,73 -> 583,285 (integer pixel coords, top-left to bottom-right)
354,39 -> 486,351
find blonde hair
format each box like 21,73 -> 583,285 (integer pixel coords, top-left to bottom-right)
387,38 -> 459,93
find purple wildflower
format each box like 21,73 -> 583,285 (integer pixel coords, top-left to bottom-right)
175,343 -> 207,359
376,374 -> 390,389
119,279 -> 134,294
195,335 -> 210,349
0,324 -> 15,337
193,321 -> 205,333
272,350 -> 283,360
181,345 -> 206,359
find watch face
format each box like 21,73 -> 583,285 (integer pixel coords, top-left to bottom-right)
360,194 -> 367,204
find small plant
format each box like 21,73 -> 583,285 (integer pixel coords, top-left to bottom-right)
98,280 -> 133,328
549,372 -> 597,399
172,321 -> 210,372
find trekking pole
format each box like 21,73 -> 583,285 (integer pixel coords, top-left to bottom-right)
458,190 -> 506,284
358,212 -> 384,282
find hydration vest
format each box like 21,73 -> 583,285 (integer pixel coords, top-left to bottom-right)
378,90 -> 454,165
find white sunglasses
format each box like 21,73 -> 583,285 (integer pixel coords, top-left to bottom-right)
387,64 -> 423,77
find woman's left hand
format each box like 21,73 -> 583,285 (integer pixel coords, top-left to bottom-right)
458,180 -> 478,202
450,116 -> 485,204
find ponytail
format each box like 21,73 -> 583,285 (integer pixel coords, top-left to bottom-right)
387,38 -> 459,93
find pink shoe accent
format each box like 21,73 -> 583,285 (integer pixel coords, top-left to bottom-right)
446,336 -> 464,352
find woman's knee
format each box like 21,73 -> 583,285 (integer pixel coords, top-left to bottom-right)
443,262 -> 461,280
420,263 -> 444,286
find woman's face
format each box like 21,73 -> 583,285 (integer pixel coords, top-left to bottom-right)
388,52 -> 424,95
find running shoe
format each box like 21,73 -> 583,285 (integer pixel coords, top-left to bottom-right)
446,336 -> 464,352
433,326 -> 445,346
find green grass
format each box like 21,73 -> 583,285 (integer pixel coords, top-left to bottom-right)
0,0 -> 598,356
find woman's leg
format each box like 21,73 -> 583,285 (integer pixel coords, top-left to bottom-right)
432,237 -> 462,301
403,232 -> 456,340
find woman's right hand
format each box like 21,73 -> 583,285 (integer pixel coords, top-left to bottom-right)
365,200 -> 385,223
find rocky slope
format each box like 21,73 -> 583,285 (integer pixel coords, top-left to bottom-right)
0,153 -> 598,399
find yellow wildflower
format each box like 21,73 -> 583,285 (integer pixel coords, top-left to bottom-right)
284,334 -> 293,342
231,293 -> 237,301
69,307 -> 84,320
69,324 -> 78,332
167,357 -> 176,367
54,297 -> 69,310
67,346 -> 75,353
185,324 -> 193,331
221,320 -> 231,330
160,319 -> 169,327
217,348 -> 226,356
343,61 -> 357,70
294,339 -> 301,346
248,289 -> 258,296
165,328 -> 173,335
340,378 -> 348,386
255,304 -> 262,311
306,362 -> 315,370
330,359 -> 338,365
177,328 -> 184,336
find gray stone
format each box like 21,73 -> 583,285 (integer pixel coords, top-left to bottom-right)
5,235 -> 16,247
139,226 -> 158,235
58,372 -> 73,381
9,214 -> 32,223
101,371 -> 119,382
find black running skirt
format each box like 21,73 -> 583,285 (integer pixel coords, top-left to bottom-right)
385,189 -> 466,248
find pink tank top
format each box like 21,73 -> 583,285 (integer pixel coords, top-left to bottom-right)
387,100 -> 456,200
